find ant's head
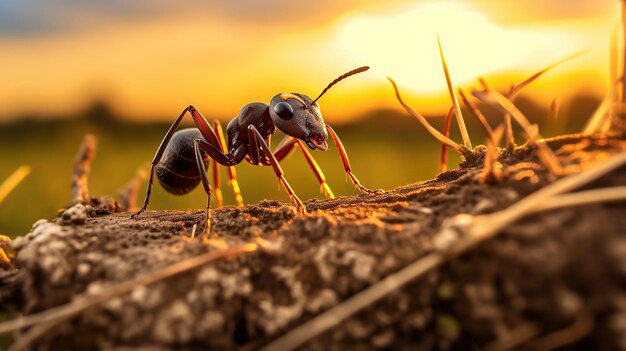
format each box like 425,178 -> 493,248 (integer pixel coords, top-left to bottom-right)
269,66 -> 369,151
269,92 -> 327,150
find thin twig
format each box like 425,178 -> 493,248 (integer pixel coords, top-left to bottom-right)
483,322 -> 540,351
260,152 -> 626,351
525,312 -> 594,351
388,77 -> 469,156
117,168 -> 148,212
472,90 -> 564,175
533,186 -> 626,212
8,320 -> 58,351
71,134 -> 97,206
438,35 -> 472,148
0,243 -> 258,338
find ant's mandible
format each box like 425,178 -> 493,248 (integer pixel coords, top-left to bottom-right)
130,66 -> 381,238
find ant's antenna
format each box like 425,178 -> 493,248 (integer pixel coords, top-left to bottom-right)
311,66 -> 370,104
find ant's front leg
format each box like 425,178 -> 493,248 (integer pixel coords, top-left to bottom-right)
273,136 -> 335,199
326,125 -> 383,195
248,126 -> 307,214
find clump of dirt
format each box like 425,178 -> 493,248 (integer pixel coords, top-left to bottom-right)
2,133 -> 626,350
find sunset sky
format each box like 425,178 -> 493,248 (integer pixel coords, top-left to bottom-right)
0,0 -> 619,122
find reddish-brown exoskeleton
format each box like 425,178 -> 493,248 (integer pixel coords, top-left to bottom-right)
131,66 -> 381,238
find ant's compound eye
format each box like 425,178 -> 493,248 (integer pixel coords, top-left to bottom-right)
274,101 -> 294,120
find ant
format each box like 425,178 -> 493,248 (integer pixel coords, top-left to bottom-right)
131,66 -> 381,239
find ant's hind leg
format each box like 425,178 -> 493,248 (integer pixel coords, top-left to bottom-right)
273,136 -> 335,199
194,139 -> 214,240
248,126 -> 307,214
211,156 -> 223,208
131,107 -> 191,218
326,125 -> 383,195
213,120 -> 244,206
131,105 -> 229,219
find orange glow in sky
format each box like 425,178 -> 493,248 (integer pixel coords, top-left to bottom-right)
0,0 -> 618,122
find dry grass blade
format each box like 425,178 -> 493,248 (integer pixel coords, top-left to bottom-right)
479,77 -> 515,147
0,235 -> 12,268
549,98 -> 560,122
459,87 -> 494,136
0,243 -> 258,337
508,50 -> 586,99
440,107 -> 454,172
388,77 -> 469,155
472,90 -> 564,175
503,110 -> 516,147
583,97 -> 611,134
260,152 -> 626,351
480,124 -> 505,184
611,0 -> 626,131
478,77 -> 492,91
0,166 -> 31,206
611,23 -> 620,130
438,35 -> 472,148
0,165 -> 31,268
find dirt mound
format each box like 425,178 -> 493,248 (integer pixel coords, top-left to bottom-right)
2,134 -> 626,350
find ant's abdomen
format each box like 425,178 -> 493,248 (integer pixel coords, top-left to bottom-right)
156,128 -> 208,195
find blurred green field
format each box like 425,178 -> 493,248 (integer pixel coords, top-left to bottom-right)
0,96 -> 597,236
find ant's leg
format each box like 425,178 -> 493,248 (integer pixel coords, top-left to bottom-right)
131,105 -> 232,219
211,158 -> 223,208
211,121 -> 224,208
247,126 -> 307,214
273,136 -> 335,199
326,125 -> 383,194
194,139 -> 214,239
213,120 -> 244,206
131,107 -> 189,218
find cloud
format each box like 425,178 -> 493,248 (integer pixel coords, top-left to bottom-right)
0,0 -> 372,37
0,0 -> 615,38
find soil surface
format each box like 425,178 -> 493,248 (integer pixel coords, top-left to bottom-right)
2,133 -> 626,350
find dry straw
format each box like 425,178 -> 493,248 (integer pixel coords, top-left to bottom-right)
388,77 -> 470,156
459,87 -> 494,136
472,89 -> 564,175
480,124 -> 505,184
438,35 -> 472,149
0,165 -> 31,268
440,106 -> 454,172
0,166 -> 31,206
